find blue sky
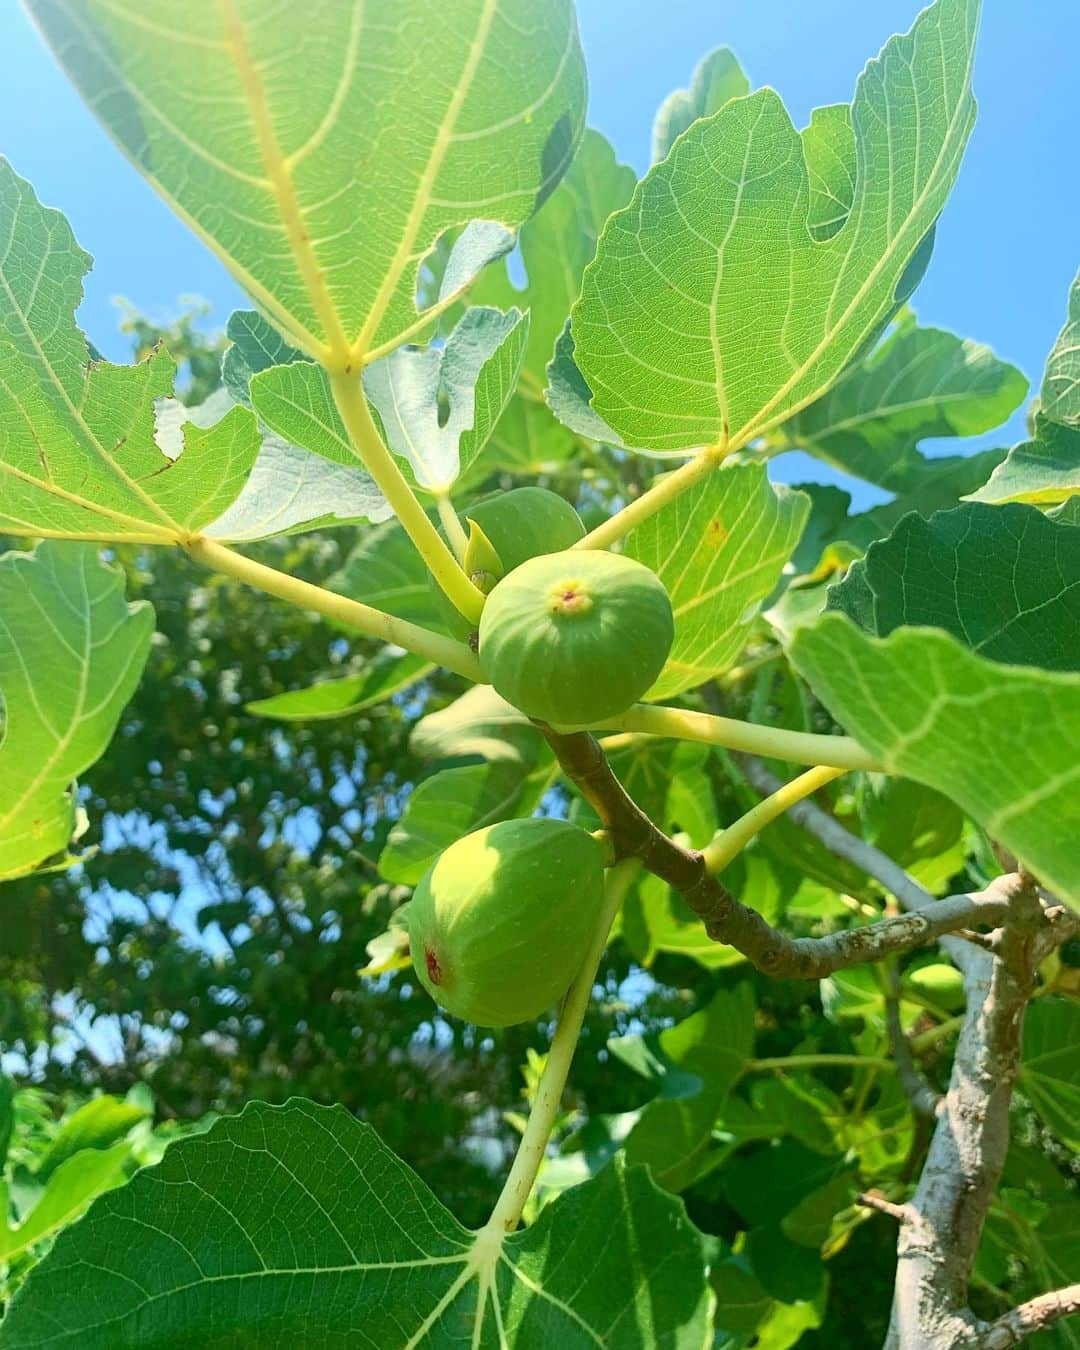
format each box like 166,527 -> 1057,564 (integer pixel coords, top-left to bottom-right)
1,2 -> 1077,503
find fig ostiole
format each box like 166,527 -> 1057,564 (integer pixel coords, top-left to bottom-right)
408,817 -> 605,1027
431,487 -> 586,639
478,549 -> 674,724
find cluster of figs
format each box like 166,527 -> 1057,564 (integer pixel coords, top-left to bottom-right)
409,488 -> 675,1027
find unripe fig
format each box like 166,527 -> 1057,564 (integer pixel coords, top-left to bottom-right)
408,818 -> 605,1026
478,550 -> 674,724
432,487 -> 586,638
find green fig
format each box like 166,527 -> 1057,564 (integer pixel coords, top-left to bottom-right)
408,818 -> 605,1026
432,487 -> 586,638
478,549 -> 675,724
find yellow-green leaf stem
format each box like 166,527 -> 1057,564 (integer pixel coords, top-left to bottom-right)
703,765 -> 845,872
328,371 -> 485,623
573,446 -> 725,551
481,861 -> 637,1237
586,703 -> 881,772
435,491 -> 470,565
185,536 -> 482,683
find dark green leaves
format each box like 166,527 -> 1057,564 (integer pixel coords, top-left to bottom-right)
2,1101 -> 711,1348
828,503 -> 1080,668
560,0 -> 981,453
778,314 -> 1026,492
0,544 -> 154,881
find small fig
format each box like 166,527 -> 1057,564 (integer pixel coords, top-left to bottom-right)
408,817 -> 605,1027
432,487 -> 586,638
478,549 -> 674,724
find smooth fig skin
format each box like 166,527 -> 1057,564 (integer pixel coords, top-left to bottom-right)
478,549 -> 675,724
432,487 -> 586,639
408,818 -> 605,1027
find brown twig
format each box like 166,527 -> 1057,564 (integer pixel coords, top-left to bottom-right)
539,727 -> 1022,979
977,1284 -> 1080,1349
857,1190 -> 912,1223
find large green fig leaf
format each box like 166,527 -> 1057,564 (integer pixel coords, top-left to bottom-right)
555,0 -> 980,454
1019,998 -> 1080,1152
651,48 -> 751,164
969,274 -> 1080,509
0,160 -> 259,544
0,543 -> 154,881
827,503 -> 1080,669
27,0 -> 587,365
776,313 -> 1026,492
790,614 -> 1080,903
0,1100 -> 711,1348
624,462 -> 808,698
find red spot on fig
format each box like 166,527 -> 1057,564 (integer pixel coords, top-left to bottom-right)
425,946 -> 443,984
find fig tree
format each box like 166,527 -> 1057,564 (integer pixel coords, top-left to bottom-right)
478,549 -> 674,724
408,817 -> 605,1026
432,487 -> 586,638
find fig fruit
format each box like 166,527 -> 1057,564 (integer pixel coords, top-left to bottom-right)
432,487 -> 586,638
408,817 -> 605,1026
478,550 -> 674,724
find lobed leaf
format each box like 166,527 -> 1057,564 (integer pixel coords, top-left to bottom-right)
0,160 -> 259,544
0,1100 -> 711,1347
27,0 -> 588,365
558,0 -> 981,454
791,614 -> 1080,903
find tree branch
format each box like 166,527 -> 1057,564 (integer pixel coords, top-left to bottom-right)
539,728 -> 1022,979
977,1284 -> 1080,1349
884,968 -> 942,1121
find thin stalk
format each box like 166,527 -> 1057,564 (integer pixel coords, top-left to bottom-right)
910,1014 -> 965,1054
184,536 -> 483,682
594,703 -> 880,771
434,491 -> 469,564
481,861 -> 637,1236
328,370 -> 485,623
746,1054 -> 896,1074
573,448 -> 723,551
703,765 -> 845,872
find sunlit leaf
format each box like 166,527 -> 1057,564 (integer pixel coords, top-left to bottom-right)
652,48 -> 751,164
624,462 -> 809,698
557,0 -> 980,454
28,1 -> 588,364
362,307 -> 528,492
0,544 -> 154,881
0,160 -> 259,544
1,1101 -> 711,1348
